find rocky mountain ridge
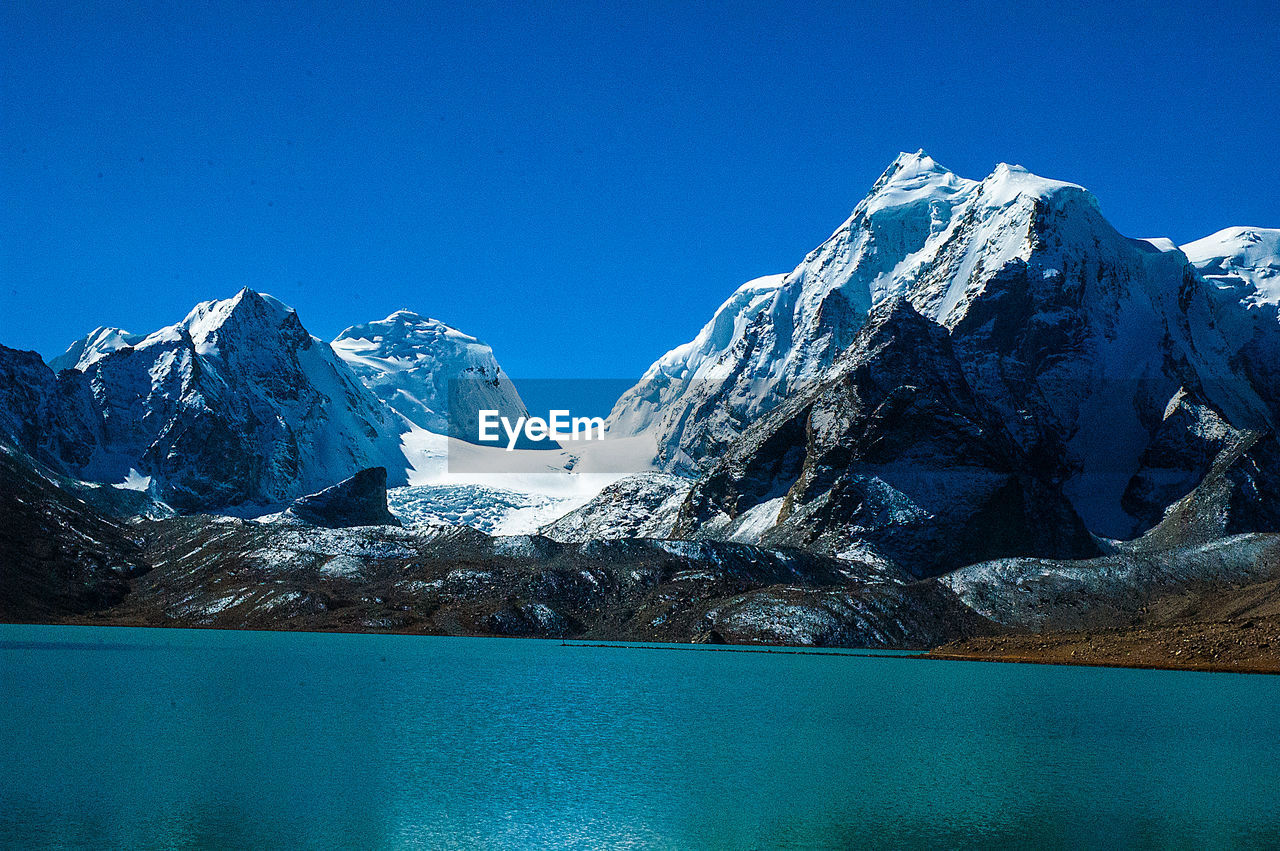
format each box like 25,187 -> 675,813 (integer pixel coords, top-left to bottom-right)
605,153 -> 1280,541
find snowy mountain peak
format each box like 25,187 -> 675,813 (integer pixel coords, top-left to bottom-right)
1177,225 -> 1280,272
332,310 -> 526,435
606,152 -> 988,458
1186,226 -> 1280,252
894,147 -> 931,164
66,288 -> 405,510
49,326 -> 143,372
335,309 -> 486,352
877,149 -> 948,183
978,162 -> 1097,210
863,151 -> 975,219
1182,227 -> 1280,304
178,288 -> 301,355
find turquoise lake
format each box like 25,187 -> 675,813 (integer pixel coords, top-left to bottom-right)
2,624 -> 1278,849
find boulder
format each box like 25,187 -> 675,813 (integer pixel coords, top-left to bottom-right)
285,467 -> 401,528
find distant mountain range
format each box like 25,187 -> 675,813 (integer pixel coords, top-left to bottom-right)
2,151 -> 1278,658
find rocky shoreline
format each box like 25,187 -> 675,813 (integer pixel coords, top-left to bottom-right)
927,616 -> 1280,674
25,614 -> 1276,675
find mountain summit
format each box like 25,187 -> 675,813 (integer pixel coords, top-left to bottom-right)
608,153 -> 1280,538
29,289 -> 407,510
331,309 -> 527,437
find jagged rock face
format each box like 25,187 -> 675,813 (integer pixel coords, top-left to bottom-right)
0,440 -> 144,620
331,310 -> 527,437
1138,430 -> 1280,552
1120,389 -> 1241,531
539,472 -> 692,542
927,188 -> 1275,537
286,467 -> 401,528
0,345 -> 97,472
67,289 -> 407,512
672,300 -> 1099,577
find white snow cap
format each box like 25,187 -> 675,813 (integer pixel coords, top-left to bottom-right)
332,308 -> 527,435
978,161 -> 1097,208
864,150 -> 975,216
1182,227 -> 1280,270
1182,227 -> 1280,305
49,326 -> 143,371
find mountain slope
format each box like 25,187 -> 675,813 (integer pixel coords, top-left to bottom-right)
87,516 -> 990,648
48,327 -> 144,372
1180,227 -> 1280,437
0,438 -> 145,620
0,345 -> 98,473
1182,227 -> 1280,304
607,152 -> 979,469
670,299 -> 1099,576
540,472 -> 692,542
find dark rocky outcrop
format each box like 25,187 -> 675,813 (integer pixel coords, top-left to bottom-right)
0,439 -> 145,620
1120,389 -> 1240,532
1138,430 -> 1280,553
0,345 -> 97,473
285,467 -> 401,528
673,299 -> 1099,577
539,472 -> 692,542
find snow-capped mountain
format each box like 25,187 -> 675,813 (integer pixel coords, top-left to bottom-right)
2,151 -> 1276,556
607,152 -> 979,466
331,309 -> 527,437
4,151 -> 1280,656
4,291 -> 607,525
48,327 -> 145,372
608,151 -> 1278,537
50,289 -> 407,511
1179,227 -> 1280,443
1182,227 -> 1280,304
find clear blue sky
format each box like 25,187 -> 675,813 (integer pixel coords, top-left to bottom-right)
2,0 -> 1277,378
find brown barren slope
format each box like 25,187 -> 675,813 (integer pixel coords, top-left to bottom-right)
930,577 -> 1280,673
